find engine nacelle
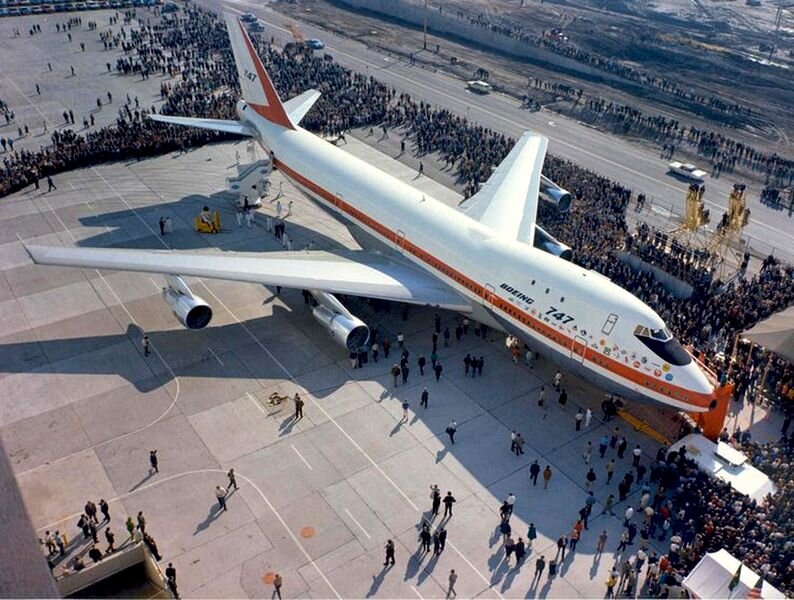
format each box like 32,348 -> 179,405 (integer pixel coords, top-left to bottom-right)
312,305 -> 370,351
162,276 -> 213,330
533,225 -> 573,261
539,175 -> 573,213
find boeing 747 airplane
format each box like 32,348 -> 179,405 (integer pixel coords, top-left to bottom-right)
25,15 -> 718,413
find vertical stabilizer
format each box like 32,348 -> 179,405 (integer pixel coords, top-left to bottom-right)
224,13 -> 294,130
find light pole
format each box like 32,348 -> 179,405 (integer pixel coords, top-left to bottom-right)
423,0 -> 428,50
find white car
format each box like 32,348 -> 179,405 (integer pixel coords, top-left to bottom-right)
467,80 -> 493,94
668,161 -> 707,182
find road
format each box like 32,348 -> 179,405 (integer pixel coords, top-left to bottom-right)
210,0 -> 794,262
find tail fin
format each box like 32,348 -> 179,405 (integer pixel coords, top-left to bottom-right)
224,13 -> 294,130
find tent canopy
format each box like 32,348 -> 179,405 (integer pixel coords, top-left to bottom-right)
742,305 -> 794,362
669,434 -> 776,502
682,549 -> 785,599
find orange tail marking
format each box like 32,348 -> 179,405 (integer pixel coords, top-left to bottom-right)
237,21 -> 294,129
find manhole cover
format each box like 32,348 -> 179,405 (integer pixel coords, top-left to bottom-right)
300,526 -> 315,538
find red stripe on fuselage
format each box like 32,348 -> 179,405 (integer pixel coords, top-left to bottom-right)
273,157 -> 713,410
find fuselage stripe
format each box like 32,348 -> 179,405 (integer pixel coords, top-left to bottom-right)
274,157 -> 712,410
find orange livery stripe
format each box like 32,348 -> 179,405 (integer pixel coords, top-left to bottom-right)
274,158 -> 714,410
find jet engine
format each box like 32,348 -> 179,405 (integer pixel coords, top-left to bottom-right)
162,275 -> 213,330
310,290 -> 370,351
533,225 -> 573,261
539,175 -> 573,213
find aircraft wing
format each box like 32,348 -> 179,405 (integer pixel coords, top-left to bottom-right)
149,114 -> 254,137
458,132 -> 548,246
23,245 -> 472,312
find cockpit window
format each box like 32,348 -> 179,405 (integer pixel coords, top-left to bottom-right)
634,325 -> 691,366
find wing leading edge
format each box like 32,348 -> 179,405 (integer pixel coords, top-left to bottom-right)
23,245 -> 472,312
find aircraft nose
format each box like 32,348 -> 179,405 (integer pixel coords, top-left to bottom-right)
685,361 -> 716,395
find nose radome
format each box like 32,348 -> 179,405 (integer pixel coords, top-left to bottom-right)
686,362 -> 715,395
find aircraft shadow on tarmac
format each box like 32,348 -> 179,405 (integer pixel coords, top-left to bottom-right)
75,190 -> 348,254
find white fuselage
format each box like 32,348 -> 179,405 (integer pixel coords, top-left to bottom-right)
237,102 -> 716,412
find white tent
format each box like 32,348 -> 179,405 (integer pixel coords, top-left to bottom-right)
682,549 -> 785,599
669,434 -> 777,502
742,305 -> 794,363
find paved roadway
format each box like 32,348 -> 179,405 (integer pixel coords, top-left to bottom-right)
211,0 -> 794,262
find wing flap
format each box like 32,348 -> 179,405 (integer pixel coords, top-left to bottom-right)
458,132 -> 548,245
149,114 -> 254,137
24,245 -> 471,312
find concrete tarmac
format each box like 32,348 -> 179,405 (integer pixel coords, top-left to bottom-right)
0,8 -> 782,598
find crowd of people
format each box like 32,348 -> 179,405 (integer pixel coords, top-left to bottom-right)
630,438 -> 794,597
1,5 -> 793,596
438,3 -> 755,123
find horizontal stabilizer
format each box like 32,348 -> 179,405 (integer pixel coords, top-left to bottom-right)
284,89 -> 321,125
149,114 -> 254,137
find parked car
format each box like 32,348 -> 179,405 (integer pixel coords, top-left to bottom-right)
306,38 -> 325,50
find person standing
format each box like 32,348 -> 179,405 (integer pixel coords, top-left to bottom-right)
432,531 -> 441,555
632,445 -> 642,467
529,460 -> 540,486
383,539 -> 395,566
605,572 -> 617,598
273,573 -> 282,600
417,354 -> 426,376
420,387 -> 429,409
215,485 -> 228,511
443,491 -> 456,518
227,468 -> 238,491
534,556 -> 546,582
294,393 -> 304,420
583,441 -> 592,464
599,434 -> 609,458
556,535 -> 567,561
47,176 -> 56,191
419,523 -> 431,553
438,527 -> 447,552
542,465 -> 552,489
433,361 -> 443,381
166,563 -> 179,598
126,516 -> 135,540
142,335 -> 150,357
99,499 -> 110,522
585,408 -> 593,428
446,420 -> 456,444
606,459 -> 615,483
514,432 -> 525,455
537,386 -> 546,410
447,569 -> 457,598
575,409 -> 583,431
586,468 -> 597,491
136,511 -> 146,534
553,370 -> 562,390
105,528 -> 115,553
149,449 -> 158,473
401,399 -> 410,423
527,523 -> 537,549
159,216 -> 166,235
597,530 -> 608,554
557,388 -> 567,411
391,364 -> 401,387
430,484 -> 441,517
54,531 -> 66,556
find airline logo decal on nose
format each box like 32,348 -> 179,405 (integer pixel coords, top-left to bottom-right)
500,283 -> 534,306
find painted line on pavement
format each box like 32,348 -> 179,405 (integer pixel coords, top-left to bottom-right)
344,508 -> 371,539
